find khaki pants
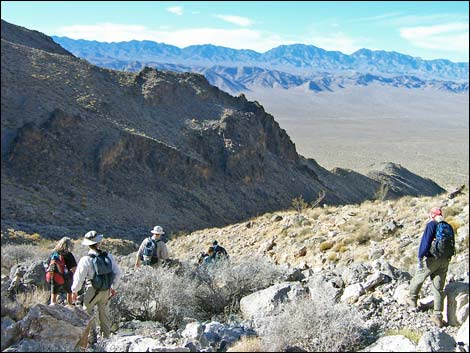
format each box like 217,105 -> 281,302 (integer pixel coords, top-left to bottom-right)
83,286 -> 111,338
409,256 -> 449,315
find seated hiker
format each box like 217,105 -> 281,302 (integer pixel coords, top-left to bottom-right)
212,240 -> 229,260
135,225 -> 169,268
46,237 -> 77,305
71,231 -> 122,345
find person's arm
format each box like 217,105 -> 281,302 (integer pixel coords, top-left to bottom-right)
109,254 -> 122,289
158,242 -> 169,261
71,256 -> 90,296
135,240 -> 145,268
418,222 -> 437,259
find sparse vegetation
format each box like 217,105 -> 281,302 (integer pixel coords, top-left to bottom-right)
261,290 -> 366,352
384,329 -> 422,344
292,196 -> 308,214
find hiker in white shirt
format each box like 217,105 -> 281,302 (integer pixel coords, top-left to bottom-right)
71,231 -> 122,344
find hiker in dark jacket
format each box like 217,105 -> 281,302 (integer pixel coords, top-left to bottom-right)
212,240 -> 229,260
407,207 -> 454,327
47,237 -> 77,305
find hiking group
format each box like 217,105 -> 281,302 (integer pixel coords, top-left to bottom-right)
44,205 -> 456,345
44,225 -> 229,346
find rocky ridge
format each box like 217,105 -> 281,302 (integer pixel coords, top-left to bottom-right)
1,20 -> 445,241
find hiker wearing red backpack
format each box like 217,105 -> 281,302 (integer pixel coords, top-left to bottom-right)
71,231 -> 122,344
407,207 -> 456,327
46,237 -> 77,305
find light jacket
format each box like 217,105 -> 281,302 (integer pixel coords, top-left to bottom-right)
71,249 -> 122,293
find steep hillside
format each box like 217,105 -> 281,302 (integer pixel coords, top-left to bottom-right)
169,190 -> 469,278
1,21 -> 445,240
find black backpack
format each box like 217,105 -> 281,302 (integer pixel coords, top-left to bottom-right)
430,221 -> 455,260
88,252 -> 114,291
141,237 -> 161,265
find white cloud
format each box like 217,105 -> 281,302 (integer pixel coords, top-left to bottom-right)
166,6 -> 183,16
307,32 -> 364,54
214,14 -> 253,27
399,23 -> 469,54
54,23 -> 293,51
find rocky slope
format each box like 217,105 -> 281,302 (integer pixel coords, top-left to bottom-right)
1,20 -> 445,240
1,190 -> 468,352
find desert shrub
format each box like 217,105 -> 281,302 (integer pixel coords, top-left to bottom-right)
327,252 -> 340,262
1,244 -> 50,274
113,266 -> 199,330
2,287 -> 50,321
444,206 -> 460,218
292,196 -> 308,214
193,256 -> 285,318
261,288 -> 366,352
114,256 -> 284,329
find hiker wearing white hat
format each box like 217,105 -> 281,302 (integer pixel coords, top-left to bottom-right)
71,231 -> 122,346
135,225 -> 169,268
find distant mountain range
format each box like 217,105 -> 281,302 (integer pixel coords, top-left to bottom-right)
53,36 -> 469,84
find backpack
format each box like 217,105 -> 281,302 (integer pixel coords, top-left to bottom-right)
88,252 -> 114,291
430,221 -> 455,259
213,245 -> 228,259
141,237 -> 161,265
45,251 -> 67,285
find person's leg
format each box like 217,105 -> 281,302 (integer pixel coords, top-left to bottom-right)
83,287 -> 99,344
409,260 -> 432,303
64,274 -> 73,305
430,258 -> 449,315
95,291 -> 111,338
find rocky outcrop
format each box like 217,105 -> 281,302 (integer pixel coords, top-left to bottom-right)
6,304 -> 91,351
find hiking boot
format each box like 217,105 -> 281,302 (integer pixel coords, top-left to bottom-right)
431,314 -> 444,328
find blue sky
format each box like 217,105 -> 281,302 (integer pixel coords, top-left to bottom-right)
1,1 -> 468,62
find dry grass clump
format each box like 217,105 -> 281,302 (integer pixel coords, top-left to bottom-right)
227,337 -> 264,352
320,240 -> 334,252
384,329 -> 422,344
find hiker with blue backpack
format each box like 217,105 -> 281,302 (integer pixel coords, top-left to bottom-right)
407,207 -> 455,327
135,225 -> 169,268
71,231 -> 122,344
46,237 -> 77,305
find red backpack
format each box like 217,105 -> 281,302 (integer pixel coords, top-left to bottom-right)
45,251 -> 66,285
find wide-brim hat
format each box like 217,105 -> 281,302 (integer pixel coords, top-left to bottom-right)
151,225 -> 165,234
82,230 -> 104,245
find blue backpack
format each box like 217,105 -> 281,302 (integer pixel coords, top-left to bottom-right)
430,221 -> 455,259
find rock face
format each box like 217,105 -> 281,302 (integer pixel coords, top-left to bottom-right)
11,304 -> 91,351
1,20 -> 446,240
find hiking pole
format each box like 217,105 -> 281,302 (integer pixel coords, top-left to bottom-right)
49,263 -> 56,305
